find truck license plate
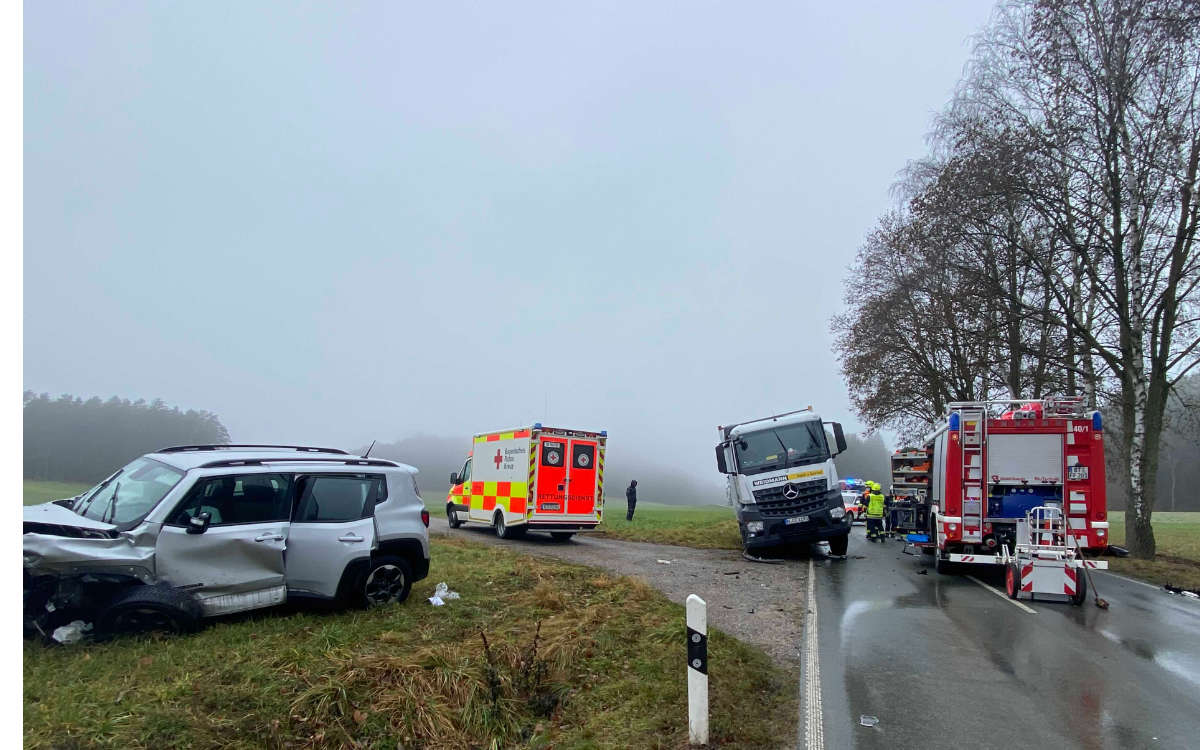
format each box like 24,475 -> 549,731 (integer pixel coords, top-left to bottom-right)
540,503 -> 560,511
784,515 -> 809,525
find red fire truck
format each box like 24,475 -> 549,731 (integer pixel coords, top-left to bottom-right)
922,398 -> 1110,574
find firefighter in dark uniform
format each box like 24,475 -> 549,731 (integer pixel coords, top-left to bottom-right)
625,480 -> 638,521
865,481 -> 886,541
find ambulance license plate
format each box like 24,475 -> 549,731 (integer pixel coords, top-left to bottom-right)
784,515 -> 809,525
540,503 -> 560,511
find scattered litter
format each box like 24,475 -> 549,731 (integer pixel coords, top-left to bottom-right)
51,620 -> 92,644
427,582 -> 461,606
859,715 -> 879,727
656,559 -> 672,565
916,569 -> 928,575
1105,545 -> 1130,558
723,571 -> 741,575
851,555 -> 867,560
742,551 -> 784,564
1165,584 -> 1200,598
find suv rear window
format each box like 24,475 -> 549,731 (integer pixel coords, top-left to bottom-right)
294,475 -> 386,522
169,474 -> 292,526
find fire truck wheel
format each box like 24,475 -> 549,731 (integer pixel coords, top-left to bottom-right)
827,534 -> 849,556
446,503 -> 462,529
935,553 -> 954,575
1006,563 -> 1020,599
1071,568 -> 1088,606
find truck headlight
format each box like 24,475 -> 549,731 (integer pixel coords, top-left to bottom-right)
830,507 -> 846,520
746,521 -> 764,533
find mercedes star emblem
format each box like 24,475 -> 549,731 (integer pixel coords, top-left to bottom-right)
782,483 -> 801,500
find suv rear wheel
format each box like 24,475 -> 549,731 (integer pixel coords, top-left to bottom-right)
362,556 -> 412,607
96,585 -> 201,637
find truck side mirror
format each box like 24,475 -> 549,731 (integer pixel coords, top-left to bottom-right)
714,443 -> 732,474
831,422 -> 847,456
450,472 -> 460,486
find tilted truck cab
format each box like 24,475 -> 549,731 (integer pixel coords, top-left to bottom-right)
714,408 -> 852,556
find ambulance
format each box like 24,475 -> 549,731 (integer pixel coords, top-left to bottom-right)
445,424 -> 607,541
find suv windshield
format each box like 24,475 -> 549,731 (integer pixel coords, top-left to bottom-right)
73,457 -> 185,526
734,422 -> 829,475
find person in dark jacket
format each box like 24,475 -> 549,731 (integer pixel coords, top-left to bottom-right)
625,480 -> 638,521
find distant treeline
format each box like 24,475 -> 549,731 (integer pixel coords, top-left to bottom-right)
832,432 -> 892,487
23,391 -> 230,483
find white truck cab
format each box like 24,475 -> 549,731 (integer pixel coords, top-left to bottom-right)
714,408 -> 851,556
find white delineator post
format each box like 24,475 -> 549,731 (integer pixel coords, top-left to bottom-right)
686,594 -> 708,746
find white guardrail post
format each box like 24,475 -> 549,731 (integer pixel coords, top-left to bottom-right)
687,594 -> 708,745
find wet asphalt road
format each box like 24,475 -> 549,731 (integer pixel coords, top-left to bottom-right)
815,524 -> 1200,750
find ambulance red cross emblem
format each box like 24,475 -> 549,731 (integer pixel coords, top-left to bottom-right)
494,449 -> 503,469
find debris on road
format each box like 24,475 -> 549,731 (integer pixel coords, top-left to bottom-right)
427,582 -> 461,606
51,620 -> 92,644
1163,584 -> 1200,598
656,559 -> 672,565
859,715 -> 879,727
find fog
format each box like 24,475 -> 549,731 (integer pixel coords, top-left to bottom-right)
24,1 -> 992,491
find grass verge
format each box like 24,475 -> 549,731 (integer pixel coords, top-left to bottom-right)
1106,512 -> 1200,589
594,502 -> 741,550
24,536 -> 794,749
23,480 -> 92,506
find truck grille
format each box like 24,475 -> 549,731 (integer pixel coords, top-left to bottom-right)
752,478 -> 829,518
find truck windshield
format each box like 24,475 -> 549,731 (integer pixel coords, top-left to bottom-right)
734,422 -> 828,475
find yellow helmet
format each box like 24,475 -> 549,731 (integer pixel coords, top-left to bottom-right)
868,481 -> 881,492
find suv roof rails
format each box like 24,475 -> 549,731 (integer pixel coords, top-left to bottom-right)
158,444 -> 349,455
199,457 -> 398,469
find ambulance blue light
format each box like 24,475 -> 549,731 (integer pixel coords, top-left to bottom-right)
1092,411 -> 1102,432
600,430 -> 607,436
533,422 -> 543,430
949,413 -> 961,431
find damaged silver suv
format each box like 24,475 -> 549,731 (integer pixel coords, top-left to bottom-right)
24,445 -> 431,638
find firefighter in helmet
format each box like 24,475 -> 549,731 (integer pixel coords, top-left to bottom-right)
865,481 -> 886,542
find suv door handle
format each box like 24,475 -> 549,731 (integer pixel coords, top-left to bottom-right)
338,533 -> 364,543
255,533 -> 285,542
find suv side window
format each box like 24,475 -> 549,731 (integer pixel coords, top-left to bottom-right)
294,474 -> 386,523
168,473 -> 293,526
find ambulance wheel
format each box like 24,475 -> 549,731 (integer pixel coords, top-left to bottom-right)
1006,563 -> 1020,599
446,503 -> 461,529
827,534 -> 848,556
1071,569 -> 1088,606
494,512 -> 524,540
550,532 -> 575,542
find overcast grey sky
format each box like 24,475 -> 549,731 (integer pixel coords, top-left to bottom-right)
25,0 -> 992,483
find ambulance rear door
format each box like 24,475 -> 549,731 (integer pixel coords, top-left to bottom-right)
534,436 -> 568,516
565,439 -> 598,517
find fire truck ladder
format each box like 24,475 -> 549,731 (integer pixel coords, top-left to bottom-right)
957,405 -> 987,543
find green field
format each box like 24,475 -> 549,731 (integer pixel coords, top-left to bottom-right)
1106,512 -> 1200,588
23,480 -> 92,506
594,501 -> 741,549
24,536 -> 794,749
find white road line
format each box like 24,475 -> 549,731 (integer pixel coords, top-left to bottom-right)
1093,569 -> 1160,590
803,557 -> 824,750
967,575 -> 1037,614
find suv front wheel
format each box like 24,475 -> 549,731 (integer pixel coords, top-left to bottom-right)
361,556 -> 412,607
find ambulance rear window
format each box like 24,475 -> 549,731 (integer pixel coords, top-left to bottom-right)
542,441 -> 565,467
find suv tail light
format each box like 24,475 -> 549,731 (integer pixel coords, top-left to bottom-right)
420,509 -> 430,528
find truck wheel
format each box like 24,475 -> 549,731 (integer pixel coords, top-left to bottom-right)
550,532 -> 575,542
827,534 -> 849,556
1006,563 -> 1020,599
446,503 -> 462,529
361,556 -> 412,607
1071,568 -> 1088,606
96,585 -> 201,637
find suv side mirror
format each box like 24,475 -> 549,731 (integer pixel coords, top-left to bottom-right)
187,511 -> 212,535
450,472 -> 460,486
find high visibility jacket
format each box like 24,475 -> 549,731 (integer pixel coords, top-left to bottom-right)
866,491 -> 885,518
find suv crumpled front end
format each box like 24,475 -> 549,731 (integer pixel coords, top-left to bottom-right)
23,501 -> 159,636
